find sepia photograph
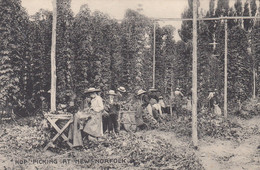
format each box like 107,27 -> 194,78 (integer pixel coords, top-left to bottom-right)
0,0 -> 260,169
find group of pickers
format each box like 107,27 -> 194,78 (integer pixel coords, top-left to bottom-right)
67,86 -> 222,147
67,86 -> 187,147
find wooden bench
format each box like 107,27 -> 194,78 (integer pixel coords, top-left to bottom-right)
43,113 -> 73,150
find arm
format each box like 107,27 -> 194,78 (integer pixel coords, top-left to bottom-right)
147,104 -> 153,116
91,97 -> 104,112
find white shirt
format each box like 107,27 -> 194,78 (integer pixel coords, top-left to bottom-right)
153,103 -> 162,115
146,104 -> 153,116
174,90 -> 183,97
207,92 -> 215,100
91,95 -> 104,112
158,100 -> 165,108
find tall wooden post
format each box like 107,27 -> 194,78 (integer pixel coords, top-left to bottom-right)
170,73 -> 173,117
153,22 -> 156,88
192,0 -> 198,147
253,67 -> 256,98
50,0 -> 57,112
224,19 -> 228,118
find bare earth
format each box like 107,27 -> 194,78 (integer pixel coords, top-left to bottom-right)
0,116 -> 259,169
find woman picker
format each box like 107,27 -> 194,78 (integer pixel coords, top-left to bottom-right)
136,89 -> 159,130
69,87 -> 106,147
83,87 -> 105,139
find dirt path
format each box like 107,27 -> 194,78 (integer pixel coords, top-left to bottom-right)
197,116 -> 260,170
139,116 -> 260,170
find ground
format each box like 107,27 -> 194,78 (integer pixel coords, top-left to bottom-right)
197,116 -> 260,170
0,114 -> 259,170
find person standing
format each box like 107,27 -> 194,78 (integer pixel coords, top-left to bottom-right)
106,90 -> 120,135
135,89 -> 147,131
116,86 -> 127,108
207,88 -> 219,113
83,87 -> 105,138
116,86 -> 127,131
174,87 -> 184,119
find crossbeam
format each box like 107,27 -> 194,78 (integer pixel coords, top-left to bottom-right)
154,16 -> 260,21
116,16 -> 260,22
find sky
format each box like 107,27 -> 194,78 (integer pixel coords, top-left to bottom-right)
21,0 -> 241,40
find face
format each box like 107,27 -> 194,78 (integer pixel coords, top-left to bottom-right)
109,95 -> 114,100
90,93 -> 96,99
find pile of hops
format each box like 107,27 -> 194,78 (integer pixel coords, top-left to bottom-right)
65,132 -> 204,169
1,124 -> 50,151
238,98 -> 260,118
159,111 -> 243,140
198,113 -> 243,140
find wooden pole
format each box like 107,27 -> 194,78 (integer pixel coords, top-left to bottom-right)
50,0 -> 57,112
224,19 -> 228,118
253,67 -> 256,98
192,0 -> 198,147
170,74 -> 173,117
153,22 -> 156,88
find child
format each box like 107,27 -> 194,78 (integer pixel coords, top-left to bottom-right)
106,90 -> 120,135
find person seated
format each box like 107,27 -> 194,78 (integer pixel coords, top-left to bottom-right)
136,89 -> 159,130
148,88 -> 159,102
213,101 -> 222,116
158,96 -> 166,109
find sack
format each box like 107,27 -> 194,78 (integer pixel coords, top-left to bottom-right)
186,99 -> 192,111
214,105 -> 222,116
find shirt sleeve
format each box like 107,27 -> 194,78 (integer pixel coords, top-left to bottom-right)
147,104 -> 153,116
92,96 -> 104,112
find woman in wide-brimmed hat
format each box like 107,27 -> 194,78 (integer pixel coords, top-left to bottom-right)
82,87 -> 104,137
69,87 -> 104,147
136,89 -> 158,130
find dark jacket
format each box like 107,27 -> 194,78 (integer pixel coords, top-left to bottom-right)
106,100 -> 120,115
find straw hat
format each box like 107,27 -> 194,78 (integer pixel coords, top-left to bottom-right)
85,87 -> 101,93
148,88 -> 158,92
159,96 -> 163,99
137,89 -> 147,96
108,90 -> 117,95
117,86 -> 126,93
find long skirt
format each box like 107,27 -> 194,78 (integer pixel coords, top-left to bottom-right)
83,110 -> 103,138
68,110 -> 91,147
